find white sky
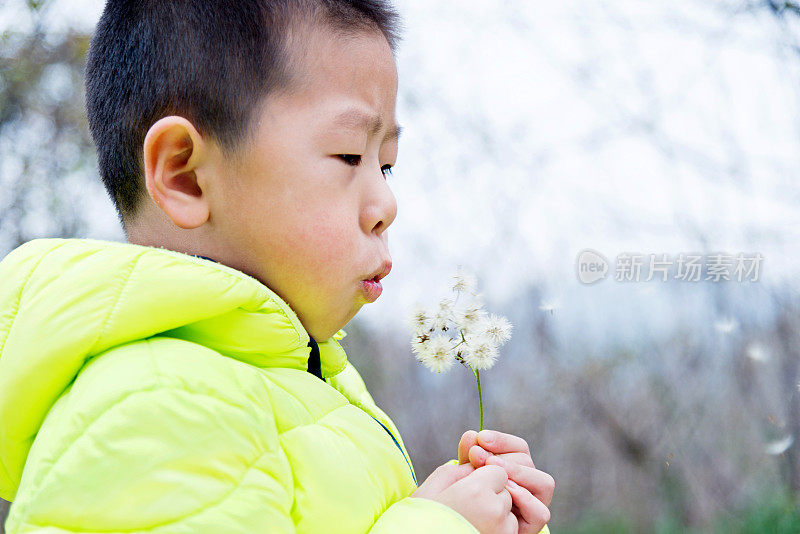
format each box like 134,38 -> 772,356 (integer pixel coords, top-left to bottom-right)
387,1 -> 800,322
2,0 -> 798,342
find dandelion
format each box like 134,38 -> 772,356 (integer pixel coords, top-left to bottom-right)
452,266 -> 478,294
462,334 -> 499,370
410,336 -> 428,357
407,266 -> 514,430
765,435 -> 793,455
416,335 -> 455,374
746,343 -> 769,363
478,313 -> 513,345
539,298 -> 560,315
438,297 -> 455,316
408,304 -> 430,335
454,301 -> 489,335
426,298 -> 452,331
714,317 -> 738,334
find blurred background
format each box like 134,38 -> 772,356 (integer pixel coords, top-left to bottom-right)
2,0 -> 800,531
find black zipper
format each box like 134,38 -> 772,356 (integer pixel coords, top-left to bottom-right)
307,337 -> 324,381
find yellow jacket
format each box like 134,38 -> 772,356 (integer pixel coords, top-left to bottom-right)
0,238 -> 549,533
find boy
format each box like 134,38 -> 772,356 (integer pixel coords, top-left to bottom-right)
0,1 -> 553,532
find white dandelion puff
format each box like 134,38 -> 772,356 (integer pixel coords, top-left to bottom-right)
438,297 -> 455,315
747,343 -> 770,363
407,269 -> 514,430
462,334 -> 499,370
431,309 -> 450,331
454,302 -> 489,334
407,304 -> 431,334
431,299 -> 453,329
452,266 -> 478,294
419,335 -> 456,373
765,435 -> 793,455
539,298 -> 560,315
413,323 -> 431,337
478,313 -> 514,346
410,336 -> 428,359
714,317 -> 738,334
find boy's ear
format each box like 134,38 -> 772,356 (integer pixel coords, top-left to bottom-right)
142,116 -> 210,229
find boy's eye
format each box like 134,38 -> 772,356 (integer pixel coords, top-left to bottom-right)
338,154 -> 361,166
337,154 -> 394,179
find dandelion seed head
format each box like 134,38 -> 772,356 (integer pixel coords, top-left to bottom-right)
479,313 -> 514,346
407,304 -> 430,332
454,302 -> 489,334
438,297 -> 455,314
408,273 -> 503,375
747,343 -> 770,363
463,334 -> 499,370
420,335 -> 456,373
452,266 -> 478,294
539,299 -> 560,313
410,337 -> 428,358
765,435 -> 793,455
432,309 -> 450,331
714,317 -> 738,334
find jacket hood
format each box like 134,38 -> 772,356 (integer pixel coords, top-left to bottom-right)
0,237 -> 348,500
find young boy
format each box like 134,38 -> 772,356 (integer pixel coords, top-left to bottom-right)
0,1 -> 553,532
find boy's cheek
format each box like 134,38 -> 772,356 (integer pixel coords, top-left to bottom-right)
303,215 -> 361,260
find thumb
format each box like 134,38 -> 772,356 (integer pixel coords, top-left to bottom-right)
426,461 -> 476,494
458,429 -> 479,464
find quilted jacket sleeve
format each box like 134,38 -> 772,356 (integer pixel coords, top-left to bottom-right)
369,459 -> 551,534
369,495 -> 480,532
5,373 -> 296,533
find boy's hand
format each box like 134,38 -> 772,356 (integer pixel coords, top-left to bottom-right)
458,429 -> 554,533
411,461 -> 520,533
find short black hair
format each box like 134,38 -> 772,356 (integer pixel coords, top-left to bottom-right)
85,0 -> 403,234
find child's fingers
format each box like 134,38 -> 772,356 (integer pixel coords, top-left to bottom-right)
458,429 -> 478,464
506,479 -> 551,533
425,461 -> 476,494
477,429 -> 531,456
468,444 -> 490,467
487,456 -> 555,507
488,451 -> 535,469
515,467 -> 555,507
465,464 -> 509,494
468,448 -> 535,470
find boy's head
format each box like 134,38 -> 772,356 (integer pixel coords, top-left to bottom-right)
85,0 -> 403,341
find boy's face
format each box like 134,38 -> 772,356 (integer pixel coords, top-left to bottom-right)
209,25 -> 399,342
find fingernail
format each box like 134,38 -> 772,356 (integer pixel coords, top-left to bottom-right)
478,429 -> 494,444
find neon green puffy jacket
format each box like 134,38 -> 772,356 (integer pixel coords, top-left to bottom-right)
0,238 -> 549,533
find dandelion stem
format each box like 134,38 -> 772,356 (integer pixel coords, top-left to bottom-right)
476,369 -> 484,431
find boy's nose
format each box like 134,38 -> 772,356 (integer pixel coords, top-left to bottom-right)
362,171 -> 397,237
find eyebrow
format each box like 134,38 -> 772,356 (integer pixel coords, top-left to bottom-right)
331,107 -> 402,143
